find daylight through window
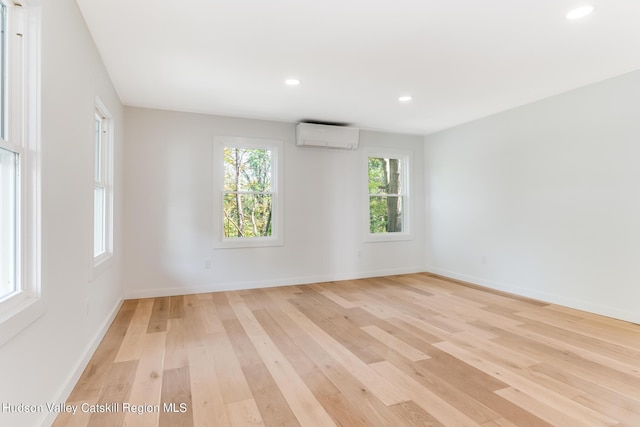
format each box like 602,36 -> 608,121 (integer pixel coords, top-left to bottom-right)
368,155 -> 407,234
223,147 -> 273,238
0,1 -> 18,302
0,0 -> 43,347
93,100 -> 113,265
0,147 -> 17,300
213,136 -> 282,248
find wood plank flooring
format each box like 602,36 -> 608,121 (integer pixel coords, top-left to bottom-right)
54,273 -> 640,426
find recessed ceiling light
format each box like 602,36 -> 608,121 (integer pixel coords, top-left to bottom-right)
398,96 -> 412,102
566,5 -> 595,20
285,79 -> 300,86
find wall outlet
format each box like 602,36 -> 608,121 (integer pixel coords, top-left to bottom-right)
204,259 -> 212,269
481,255 -> 487,265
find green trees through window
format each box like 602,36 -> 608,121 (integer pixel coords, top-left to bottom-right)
223,147 -> 273,238
368,157 -> 404,233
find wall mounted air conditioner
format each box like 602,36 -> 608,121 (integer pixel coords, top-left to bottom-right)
296,122 -> 360,150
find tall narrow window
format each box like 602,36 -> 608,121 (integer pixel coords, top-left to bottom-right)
365,150 -> 411,241
213,136 -> 283,248
93,100 -> 113,266
224,146 -> 273,238
0,2 -> 7,140
0,0 -> 42,346
0,1 -> 19,302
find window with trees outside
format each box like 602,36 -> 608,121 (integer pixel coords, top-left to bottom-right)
0,0 -> 42,346
213,136 -> 283,248
366,150 -> 410,241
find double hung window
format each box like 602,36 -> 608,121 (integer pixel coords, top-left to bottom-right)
365,150 -> 411,241
93,102 -> 113,266
213,136 -> 283,248
0,0 -> 42,345
1,1 -> 23,304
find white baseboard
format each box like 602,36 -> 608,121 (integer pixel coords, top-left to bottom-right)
125,266 -> 428,299
427,267 -> 640,325
38,299 -> 124,427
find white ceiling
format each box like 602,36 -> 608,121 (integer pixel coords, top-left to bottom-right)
75,0 -> 640,135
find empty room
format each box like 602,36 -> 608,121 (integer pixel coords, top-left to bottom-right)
1,0 -> 639,426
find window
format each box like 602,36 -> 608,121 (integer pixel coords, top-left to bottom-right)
0,2 -> 17,302
0,146 -> 17,301
224,147 -> 273,238
1,0 -> 24,305
0,0 -> 42,346
0,2 -> 8,139
93,99 -> 113,268
213,136 -> 283,248
365,150 -> 411,241
0,3 -> 15,300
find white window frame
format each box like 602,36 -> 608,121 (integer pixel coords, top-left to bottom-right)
364,148 -> 412,242
92,97 -> 114,274
212,136 -> 283,249
0,0 -> 43,347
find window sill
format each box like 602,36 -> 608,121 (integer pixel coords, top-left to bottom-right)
214,237 -> 283,249
364,232 -> 413,243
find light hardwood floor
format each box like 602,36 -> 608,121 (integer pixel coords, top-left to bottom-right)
54,273 -> 640,426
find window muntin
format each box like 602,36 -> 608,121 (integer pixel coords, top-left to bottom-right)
365,150 -> 411,241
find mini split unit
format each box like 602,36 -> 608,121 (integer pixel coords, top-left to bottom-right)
295,122 -> 360,150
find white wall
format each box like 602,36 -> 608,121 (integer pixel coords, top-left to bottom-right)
0,1 -> 124,426
124,107 -> 426,298
425,70 -> 640,324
